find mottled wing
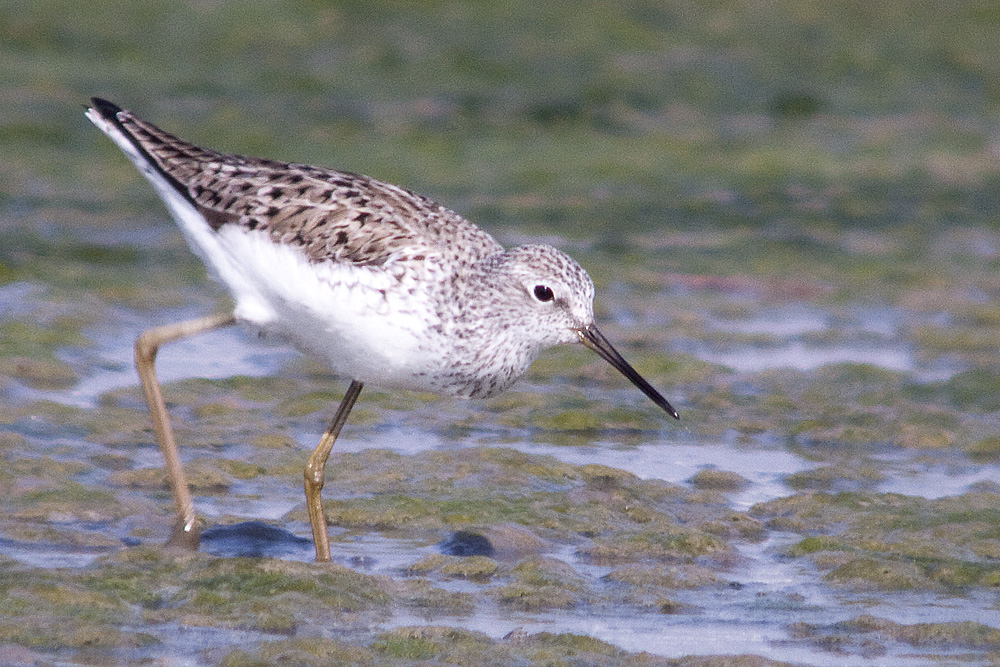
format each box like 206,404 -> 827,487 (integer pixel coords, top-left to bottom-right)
90,99 -> 503,267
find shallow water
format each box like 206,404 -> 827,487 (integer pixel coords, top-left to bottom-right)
4,302 -> 1000,665
691,303 -> 961,381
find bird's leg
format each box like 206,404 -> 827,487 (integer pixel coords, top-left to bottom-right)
305,379 -> 364,562
135,313 -> 238,549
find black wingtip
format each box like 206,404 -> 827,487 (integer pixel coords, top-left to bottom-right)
88,97 -> 124,119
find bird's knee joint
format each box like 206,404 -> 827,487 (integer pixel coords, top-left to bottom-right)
304,465 -> 325,489
135,335 -> 159,365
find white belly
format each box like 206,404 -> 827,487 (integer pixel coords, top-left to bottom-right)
215,226 -> 447,391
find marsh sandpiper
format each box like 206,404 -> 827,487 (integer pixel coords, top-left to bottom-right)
86,97 -> 678,561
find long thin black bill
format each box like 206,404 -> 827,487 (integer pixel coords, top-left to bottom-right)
577,325 -> 679,419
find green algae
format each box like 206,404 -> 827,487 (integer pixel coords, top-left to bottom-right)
438,555 -> 499,581
792,614 -> 1000,659
219,637 -> 376,667
0,619 -> 157,652
488,556 -> 590,611
10,481 -> 126,522
0,548 -> 468,661
845,615 -> 1000,649
371,626 -> 495,662
216,459 -> 268,481
407,554 -> 460,576
1,522 -> 120,549
393,578 -> 477,616
531,407 -> 605,431
787,536 -> 843,557
0,320 -> 91,363
118,554 -> 394,634
82,548 -> 184,608
690,469 -> 751,492
784,463 -> 884,492
4,455 -> 88,480
270,446 -> 767,616
454,578 -> 568,614
211,375 -> 305,404
702,512 -> 767,542
178,558 -> 391,623
966,436 -> 1000,463
824,557 -> 928,591
584,529 -> 730,565
111,460 -> 232,495
309,448 -> 734,557
0,356 -> 78,390
250,433 -> 299,450
0,565 -> 158,652
221,625 -> 802,667
604,563 -> 721,590
906,369 -> 1000,413
758,491 -> 1000,591
275,389 -> 346,418
323,495 -> 454,532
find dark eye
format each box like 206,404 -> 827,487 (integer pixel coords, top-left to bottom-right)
533,285 -> 555,302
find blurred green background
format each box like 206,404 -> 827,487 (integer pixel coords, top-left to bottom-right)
4,0 -> 999,247
4,5 -> 1000,663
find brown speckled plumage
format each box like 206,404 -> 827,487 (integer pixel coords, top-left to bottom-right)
97,100 -> 501,268
87,97 -> 677,412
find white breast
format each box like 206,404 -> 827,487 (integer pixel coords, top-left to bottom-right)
215,226 -> 449,390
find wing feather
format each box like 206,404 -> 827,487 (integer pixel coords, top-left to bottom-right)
91,99 -> 503,268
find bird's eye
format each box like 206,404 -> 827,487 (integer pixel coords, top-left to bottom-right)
533,285 -> 555,302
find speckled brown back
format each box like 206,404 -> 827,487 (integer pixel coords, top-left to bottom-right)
107,105 -> 503,267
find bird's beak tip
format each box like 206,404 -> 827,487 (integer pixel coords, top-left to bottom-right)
575,324 -> 679,421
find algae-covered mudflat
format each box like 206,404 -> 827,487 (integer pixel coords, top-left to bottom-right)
3,1 -> 1000,665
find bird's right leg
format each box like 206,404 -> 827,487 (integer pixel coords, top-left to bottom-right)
304,379 -> 364,562
135,313 -> 237,549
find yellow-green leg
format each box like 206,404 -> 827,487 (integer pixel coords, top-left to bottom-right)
134,313 -> 237,548
304,379 -> 364,561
